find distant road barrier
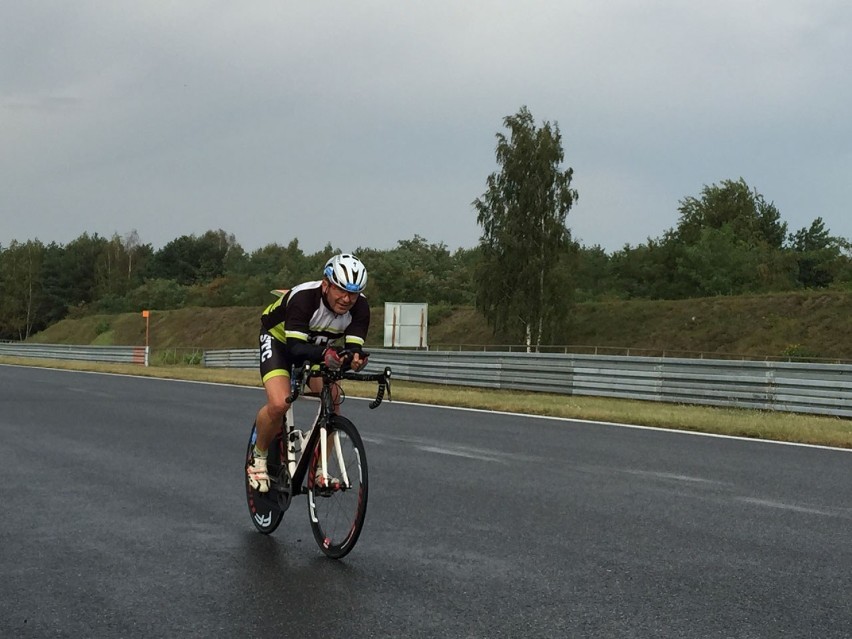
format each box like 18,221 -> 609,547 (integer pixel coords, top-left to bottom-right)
203,347 -> 852,418
0,342 -> 149,366
3,342 -> 847,418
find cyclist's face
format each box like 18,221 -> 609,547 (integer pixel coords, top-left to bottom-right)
323,279 -> 360,314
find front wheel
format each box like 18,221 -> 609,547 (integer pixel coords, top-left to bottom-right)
307,416 -> 368,559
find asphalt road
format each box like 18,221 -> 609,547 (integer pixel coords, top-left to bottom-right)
1,364 -> 850,638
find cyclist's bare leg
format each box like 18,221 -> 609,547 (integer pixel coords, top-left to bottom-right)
254,374 -> 291,452
256,374 -> 344,447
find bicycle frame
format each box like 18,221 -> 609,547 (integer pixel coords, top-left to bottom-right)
273,363 -> 389,500
283,380 -> 338,495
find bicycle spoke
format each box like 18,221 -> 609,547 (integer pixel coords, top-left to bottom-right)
308,417 -> 368,558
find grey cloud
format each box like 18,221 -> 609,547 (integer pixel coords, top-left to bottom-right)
1,1 -> 851,253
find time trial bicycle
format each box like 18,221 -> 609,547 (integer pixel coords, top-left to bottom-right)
245,356 -> 391,559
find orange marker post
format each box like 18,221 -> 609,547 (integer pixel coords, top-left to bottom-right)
142,310 -> 150,366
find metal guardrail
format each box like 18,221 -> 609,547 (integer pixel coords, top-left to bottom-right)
203,347 -> 852,418
427,343 -> 852,365
203,349 -> 258,369
3,342 -> 847,417
0,342 -> 149,365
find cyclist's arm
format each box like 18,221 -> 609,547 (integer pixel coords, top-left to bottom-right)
344,298 -> 370,370
281,286 -> 328,364
287,340 -> 325,364
342,296 -> 370,354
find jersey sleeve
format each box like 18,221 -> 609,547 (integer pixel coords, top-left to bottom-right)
343,296 -> 370,351
283,287 -> 326,363
282,288 -> 315,344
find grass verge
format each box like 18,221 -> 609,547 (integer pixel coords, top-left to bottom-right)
2,356 -> 850,450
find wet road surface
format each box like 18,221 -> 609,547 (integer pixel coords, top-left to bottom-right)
1,364 -> 850,638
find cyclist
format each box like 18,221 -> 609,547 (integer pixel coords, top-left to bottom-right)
247,253 -> 371,493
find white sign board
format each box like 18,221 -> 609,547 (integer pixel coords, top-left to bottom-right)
384,302 -> 428,348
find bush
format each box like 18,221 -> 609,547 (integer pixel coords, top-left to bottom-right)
781,343 -> 820,359
95,319 -> 111,335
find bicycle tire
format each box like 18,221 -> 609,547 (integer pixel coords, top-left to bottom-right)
245,425 -> 284,534
307,416 -> 368,559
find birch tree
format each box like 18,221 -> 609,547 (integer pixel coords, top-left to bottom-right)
0,240 -> 45,339
473,106 -> 578,349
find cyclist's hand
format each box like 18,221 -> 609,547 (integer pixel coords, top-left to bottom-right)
323,347 -> 343,371
350,351 -> 368,371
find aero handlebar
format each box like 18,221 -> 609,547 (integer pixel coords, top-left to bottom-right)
286,358 -> 392,409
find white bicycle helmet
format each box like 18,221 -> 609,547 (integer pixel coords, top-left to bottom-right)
323,253 -> 368,293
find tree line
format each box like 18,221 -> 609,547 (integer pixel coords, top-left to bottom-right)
1,196 -> 848,343
2,109 -> 850,344
469,106 -> 850,347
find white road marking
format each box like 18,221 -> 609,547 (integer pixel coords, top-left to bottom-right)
415,445 -> 502,463
737,497 -> 838,517
620,469 -> 726,485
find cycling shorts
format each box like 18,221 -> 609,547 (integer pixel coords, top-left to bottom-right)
259,330 -> 293,383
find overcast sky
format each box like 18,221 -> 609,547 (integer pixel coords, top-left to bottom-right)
2,1 -> 850,256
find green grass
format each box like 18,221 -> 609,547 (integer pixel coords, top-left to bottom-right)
28,290 -> 852,361
15,290 -> 851,448
2,356 -> 849,449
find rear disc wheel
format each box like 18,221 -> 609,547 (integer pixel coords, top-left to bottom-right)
245,425 -> 284,534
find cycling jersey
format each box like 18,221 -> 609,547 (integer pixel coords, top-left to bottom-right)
259,280 -> 370,382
